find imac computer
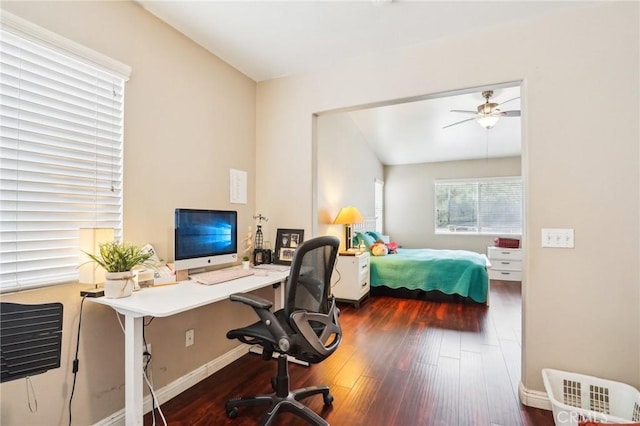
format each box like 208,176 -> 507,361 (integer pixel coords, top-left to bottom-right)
174,208 -> 238,271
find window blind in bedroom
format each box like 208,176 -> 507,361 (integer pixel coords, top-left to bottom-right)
0,14 -> 131,292
435,176 -> 522,235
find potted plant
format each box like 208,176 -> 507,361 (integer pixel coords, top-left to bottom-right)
242,227 -> 253,270
83,241 -> 153,298
242,255 -> 251,270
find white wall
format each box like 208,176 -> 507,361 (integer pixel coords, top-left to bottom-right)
385,157 -> 521,254
256,2 -> 639,394
316,112 -> 384,249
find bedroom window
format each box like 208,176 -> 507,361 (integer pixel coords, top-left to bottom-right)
374,178 -> 384,233
434,177 -> 522,235
0,13 -> 131,293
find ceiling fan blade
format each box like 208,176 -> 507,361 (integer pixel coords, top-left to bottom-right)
498,97 -> 520,106
450,109 -> 477,115
442,117 -> 477,129
500,110 -> 521,117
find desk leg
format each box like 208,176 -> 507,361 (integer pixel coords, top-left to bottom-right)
273,279 -> 285,311
124,315 -> 144,425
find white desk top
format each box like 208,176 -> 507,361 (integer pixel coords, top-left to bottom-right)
88,270 -> 288,318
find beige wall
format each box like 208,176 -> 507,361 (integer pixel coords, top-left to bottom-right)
256,2 -> 639,395
315,112 -> 384,250
1,2 -> 639,423
0,2 -> 262,425
385,157 -> 521,254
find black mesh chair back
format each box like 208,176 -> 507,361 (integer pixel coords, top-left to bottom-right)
284,236 -> 340,363
224,235 -> 340,426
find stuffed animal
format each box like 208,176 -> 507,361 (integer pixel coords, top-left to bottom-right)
386,241 -> 398,254
370,239 -> 388,256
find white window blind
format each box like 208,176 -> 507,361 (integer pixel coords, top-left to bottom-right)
435,177 -> 522,235
0,15 -> 130,292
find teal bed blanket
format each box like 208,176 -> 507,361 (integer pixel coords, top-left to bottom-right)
369,248 -> 488,303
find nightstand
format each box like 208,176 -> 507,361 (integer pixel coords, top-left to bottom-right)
487,246 -> 522,282
331,252 -> 370,308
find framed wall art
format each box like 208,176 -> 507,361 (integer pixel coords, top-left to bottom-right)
274,228 -> 304,265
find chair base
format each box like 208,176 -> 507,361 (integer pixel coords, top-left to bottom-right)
225,354 -> 333,426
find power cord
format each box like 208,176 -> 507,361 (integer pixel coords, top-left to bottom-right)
68,295 -> 87,426
143,317 -> 166,426
69,298 -> 166,425
115,312 -> 166,425
331,265 -> 341,289
142,322 -> 155,425
26,376 -> 37,413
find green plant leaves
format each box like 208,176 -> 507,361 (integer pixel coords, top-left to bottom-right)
82,241 -> 153,273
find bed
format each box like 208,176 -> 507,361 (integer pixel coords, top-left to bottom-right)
352,226 -> 490,305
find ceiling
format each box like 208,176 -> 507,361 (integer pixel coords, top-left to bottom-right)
345,85 -> 521,165
136,1 -> 599,165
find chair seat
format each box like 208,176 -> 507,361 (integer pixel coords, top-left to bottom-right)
228,309 -> 334,364
227,310 -> 293,352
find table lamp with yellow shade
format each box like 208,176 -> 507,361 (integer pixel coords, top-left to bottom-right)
333,206 -> 364,252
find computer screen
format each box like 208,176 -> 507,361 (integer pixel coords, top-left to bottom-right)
174,209 -> 238,271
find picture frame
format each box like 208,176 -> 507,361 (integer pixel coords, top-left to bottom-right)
274,228 -> 304,265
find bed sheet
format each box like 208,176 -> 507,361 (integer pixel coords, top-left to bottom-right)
369,248 -> 488,303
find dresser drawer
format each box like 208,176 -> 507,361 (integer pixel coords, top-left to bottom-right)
358,277 -> 370,298
487,247 -> 522,261
488,269 -> 522,281
492,260 -> 521,271
358,257 -> 369,281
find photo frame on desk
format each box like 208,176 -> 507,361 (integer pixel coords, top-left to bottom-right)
274,228 -> 304,265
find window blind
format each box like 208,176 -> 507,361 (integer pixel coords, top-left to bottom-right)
435,177 -> 522,235
0,18 -> 130,292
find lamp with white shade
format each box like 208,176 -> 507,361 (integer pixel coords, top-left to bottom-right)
78,228 -> 114,294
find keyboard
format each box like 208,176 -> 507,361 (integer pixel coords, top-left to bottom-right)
190,269 -> 254,285
252,264 -> 290,272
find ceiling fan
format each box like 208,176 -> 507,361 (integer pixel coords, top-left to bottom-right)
443,90 -> 521,129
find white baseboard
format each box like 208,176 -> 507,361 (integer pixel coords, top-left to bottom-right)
519,381 -> 552,411
94,344 -> 249,426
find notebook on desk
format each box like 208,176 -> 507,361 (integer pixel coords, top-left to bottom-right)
252,264 -> 290,272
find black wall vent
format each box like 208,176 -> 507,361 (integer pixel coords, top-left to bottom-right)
1,302 -> 63,383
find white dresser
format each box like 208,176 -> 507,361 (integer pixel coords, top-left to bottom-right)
487,246 -> 522,282
331,252 -> 370,308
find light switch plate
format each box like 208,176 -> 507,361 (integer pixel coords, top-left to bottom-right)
541,228 -> 574,248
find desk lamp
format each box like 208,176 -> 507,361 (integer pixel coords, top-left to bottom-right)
79,228 -> 114,297
333,206 -> 364,251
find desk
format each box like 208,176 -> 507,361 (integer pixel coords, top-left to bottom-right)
89,269 -> 288,426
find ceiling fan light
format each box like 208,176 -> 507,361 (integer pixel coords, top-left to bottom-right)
478,115 -> 499,129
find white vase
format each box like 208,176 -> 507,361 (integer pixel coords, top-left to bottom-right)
104,271 -> 135,298
242,261 -> 251,270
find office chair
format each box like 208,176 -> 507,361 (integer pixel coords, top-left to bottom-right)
225,235 -> 341,426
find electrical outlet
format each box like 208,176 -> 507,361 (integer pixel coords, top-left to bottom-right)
185,329 -> 194,347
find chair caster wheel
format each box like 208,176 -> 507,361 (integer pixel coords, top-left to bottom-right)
323,393 -> 334,406
226,407 -> 239,419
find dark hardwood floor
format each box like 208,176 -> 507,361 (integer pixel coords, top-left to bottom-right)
144,281 -> 553,425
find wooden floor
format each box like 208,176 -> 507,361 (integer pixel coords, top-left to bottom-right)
144,281 -> 553,425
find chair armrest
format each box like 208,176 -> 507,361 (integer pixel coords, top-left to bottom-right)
229,293 -> 273,310
229,292 -> 290,352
